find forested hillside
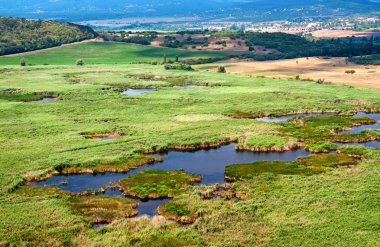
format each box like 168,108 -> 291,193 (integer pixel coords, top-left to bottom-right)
0,17 -> 97,56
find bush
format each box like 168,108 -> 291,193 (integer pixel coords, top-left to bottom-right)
164,63 -> 194,71
76,59 -> 84,66
345,70 -> 356,74
20,58 -> 26,66
217,66 -> 226,73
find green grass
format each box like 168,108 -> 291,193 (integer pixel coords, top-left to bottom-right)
0,42 -> 227,66
118,169 -> 201,199
239,135 -> 299,151
304,141 -> 338,153
297,153 -> 358,168
281,115 -> 376,141
1,186 -> 85,246
66,195 -> 138,223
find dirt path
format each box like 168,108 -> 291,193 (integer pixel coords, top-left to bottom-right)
1,38 -> 104,57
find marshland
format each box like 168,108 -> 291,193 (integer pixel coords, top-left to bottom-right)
1,17 -> 380,245
1,55 -> 380,245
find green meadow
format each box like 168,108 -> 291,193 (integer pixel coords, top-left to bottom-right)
0,42 -> 226,66
0,58 -> 380,246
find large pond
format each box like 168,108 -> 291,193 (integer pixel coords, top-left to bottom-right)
33,144 -> 310,190
33,144 -> 310,216
32,112 -> 380,218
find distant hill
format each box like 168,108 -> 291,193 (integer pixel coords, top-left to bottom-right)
214,0 -> 380,21
0,18 -> 97,56
0,0 -> 378,21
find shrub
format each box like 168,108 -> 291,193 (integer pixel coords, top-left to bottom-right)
345,70 -> 356,74
76,59 -> 84,66
164,63 -> 194,71
316,79 -> 325,84
217,66 -> 226,73
20,58 -> 26,66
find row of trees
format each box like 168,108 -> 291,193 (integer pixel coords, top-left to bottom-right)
160,36 -> 208,48
0,17 -> 97,56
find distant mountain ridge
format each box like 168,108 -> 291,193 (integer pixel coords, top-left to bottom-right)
220,0 -> 380,21
0,0 -> 378,21
0,0 -> 240,20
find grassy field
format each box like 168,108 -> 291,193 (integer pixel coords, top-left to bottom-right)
0,41 -> 227,66
1,63 -> 380,246
196,57 -> 380,90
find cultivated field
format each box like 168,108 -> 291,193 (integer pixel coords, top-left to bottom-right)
196,57 -> 380,89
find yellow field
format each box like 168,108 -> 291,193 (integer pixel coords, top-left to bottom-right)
196,57 -> 380,89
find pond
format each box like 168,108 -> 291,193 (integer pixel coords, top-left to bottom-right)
34,97 -> 58,102
121,88 -> 155,95
92,136 -> 119,141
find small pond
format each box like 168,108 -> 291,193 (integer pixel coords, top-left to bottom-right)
121,88 -> 155,95
92,136 -> 119,141
34,97 -> 58,102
